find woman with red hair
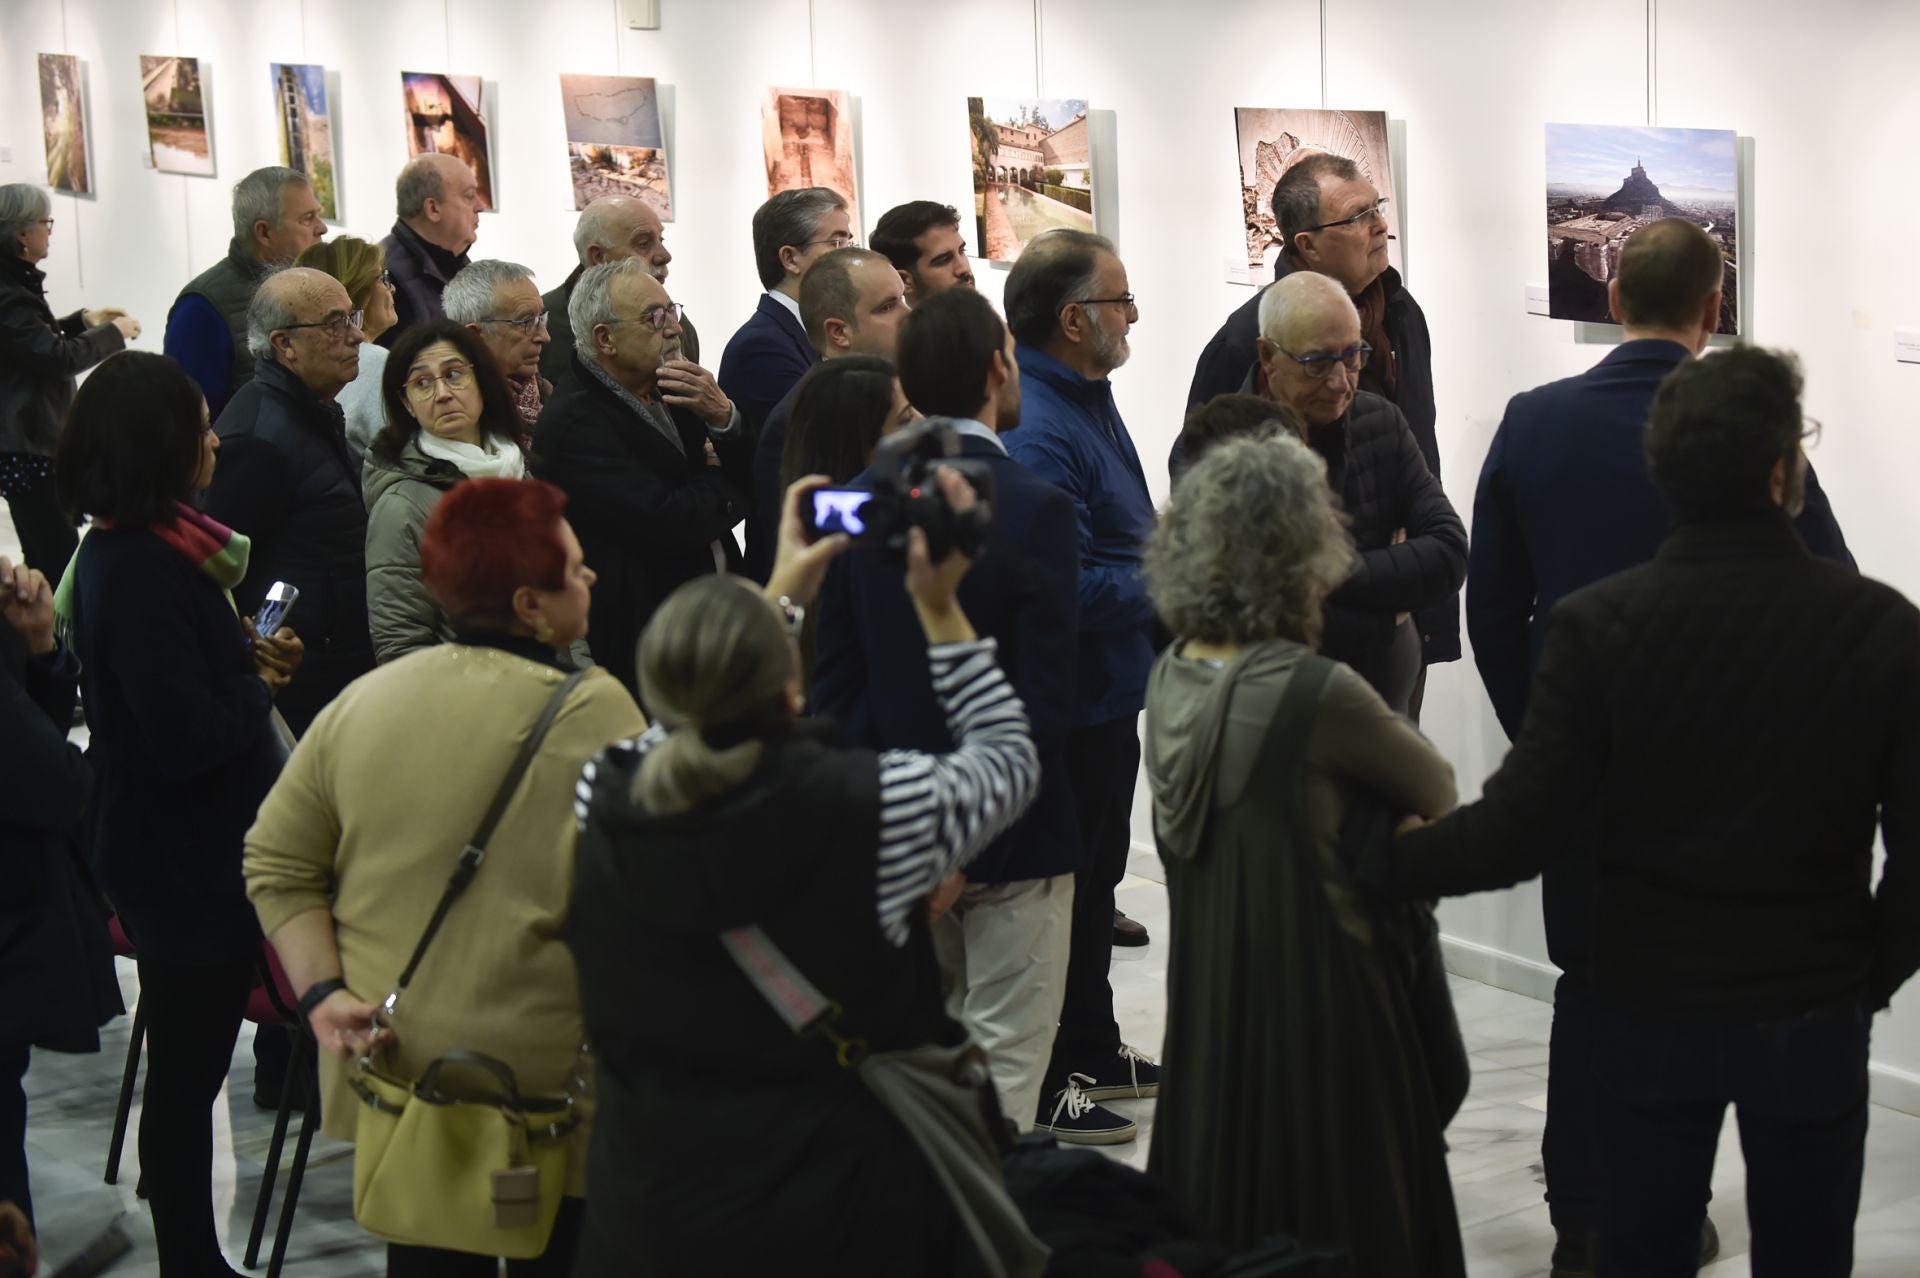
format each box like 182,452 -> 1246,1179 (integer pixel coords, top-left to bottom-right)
242,477 -> 643,1275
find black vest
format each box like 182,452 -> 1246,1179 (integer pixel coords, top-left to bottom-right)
176,237 -> 271,392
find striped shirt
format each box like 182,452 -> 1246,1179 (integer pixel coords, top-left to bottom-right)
574,639 -> 1039,946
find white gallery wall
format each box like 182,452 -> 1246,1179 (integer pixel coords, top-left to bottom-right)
4,0 -> 1918,1110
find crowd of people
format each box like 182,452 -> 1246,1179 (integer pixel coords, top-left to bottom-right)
0,136 -> 1914,1278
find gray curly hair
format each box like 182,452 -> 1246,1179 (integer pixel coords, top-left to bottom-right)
1146,433 -> 1355,647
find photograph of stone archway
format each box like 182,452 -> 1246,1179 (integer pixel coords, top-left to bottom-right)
967,96 -> 1094,263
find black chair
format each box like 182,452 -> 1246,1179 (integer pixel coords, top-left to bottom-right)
243,944 -> 320,1278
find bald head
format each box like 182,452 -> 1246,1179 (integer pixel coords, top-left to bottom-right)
1611,217 -> 1725,349
1258,271 -> 1359,349
801,248 -> 910,360
247,267 -> 363,400
396,153 -> 481,255
573,195 -> 673,283
1255,272 -> 1365,428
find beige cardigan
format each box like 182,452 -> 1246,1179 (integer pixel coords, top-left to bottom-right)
244,644 -> 646,1194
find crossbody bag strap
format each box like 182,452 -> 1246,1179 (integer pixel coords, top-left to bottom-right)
720,925 -> 868,1067
382,668 -> 589,1018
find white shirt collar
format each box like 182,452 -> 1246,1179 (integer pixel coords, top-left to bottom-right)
766,289 -> 802,323
947,417 -> 1007,456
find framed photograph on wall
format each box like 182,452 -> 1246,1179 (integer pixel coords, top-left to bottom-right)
559,74 -> 671,218
39,54 -> 92,195
402,71 -> 494,210
139,54 -> 214,176
967,96 -> 1094,263
1234,108 -> 1398,277
1545,123 -> 1739,334
270,63 -> 337,219
762,87 -> 857,231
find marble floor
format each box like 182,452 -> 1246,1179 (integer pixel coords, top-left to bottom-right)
18,860 -> 1920,1276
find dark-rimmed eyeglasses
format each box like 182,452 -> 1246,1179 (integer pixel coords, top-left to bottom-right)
281,310 -> 365,340
379,270 -> 394,289
1302,198 -> 1390,235
35,219 -> 55,230
798,234 -> 859,252
1801,417 -> 1822,449
605,303 -> 683,332
476,312 -> 551,335
403,363 -> 474,401
1063,293 -> 1137,314
1274,341 -> 1372,380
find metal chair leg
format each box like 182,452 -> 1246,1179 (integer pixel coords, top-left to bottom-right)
264,1069 -> 321,1278
245,1034 -> 307,1267
103,999 -> 145,1185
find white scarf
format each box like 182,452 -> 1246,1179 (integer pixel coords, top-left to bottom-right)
416,430 -> 527,480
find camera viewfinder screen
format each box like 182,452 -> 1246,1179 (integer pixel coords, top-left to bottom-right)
811,489 -> 874,536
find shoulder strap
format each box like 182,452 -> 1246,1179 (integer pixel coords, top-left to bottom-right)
382,668 -> 589,1017
720,924 -> 869,1068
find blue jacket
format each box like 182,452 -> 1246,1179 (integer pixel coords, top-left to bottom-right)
1469,338 -> 1854,738
720,294 -> 819,582
812,433 -> 1083,882
1006,346 -> 1156,728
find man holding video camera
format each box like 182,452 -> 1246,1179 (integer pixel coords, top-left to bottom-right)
813,289 -> 1080,1132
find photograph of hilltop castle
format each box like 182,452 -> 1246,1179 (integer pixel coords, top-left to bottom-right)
1234,108 -> 1398,276
1545,123 -> 1739,333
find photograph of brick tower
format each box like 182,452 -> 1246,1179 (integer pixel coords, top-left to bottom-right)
402,72 -> 494,209
763,87 -> 858,232
967,96 -> 1093,262
270,63 -> 336,219
1234,108 -> 1398,275
1546,123 -> 1739,333
38,53 -> 91,195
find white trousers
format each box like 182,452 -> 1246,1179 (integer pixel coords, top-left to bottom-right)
931,874 -> 1075,1130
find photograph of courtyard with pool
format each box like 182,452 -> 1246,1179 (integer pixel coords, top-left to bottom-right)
966,96 -> 1094,261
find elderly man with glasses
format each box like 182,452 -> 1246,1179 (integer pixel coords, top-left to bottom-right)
1254,270 -> 1464,716
533,258 -> 746,700
443,259 -> 555,429
204,266 -> 374,735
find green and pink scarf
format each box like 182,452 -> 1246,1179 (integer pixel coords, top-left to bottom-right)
54,502 -> 252,644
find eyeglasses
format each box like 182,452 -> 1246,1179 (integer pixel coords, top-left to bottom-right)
281,310 -> 365,340
1274,341 -> 1372,380
606,303 -> 684,332
1064,293 -> 1137,313
1302,198 -> 1390,234
403,363 -> 474,401
799,234 -> 859,251
477,312 -> 551,335
1801,417 -> 1822,449
36,219 -> 55,229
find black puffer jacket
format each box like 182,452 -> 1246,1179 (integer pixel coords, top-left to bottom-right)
0,255 -> 124,455
204,358 -> 373,733
1312,391 -> 1467,700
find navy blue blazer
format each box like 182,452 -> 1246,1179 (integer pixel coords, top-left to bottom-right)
812,433 -> 1083,883
745,381 -> 801,584
1469,339 -> 1854,738
720,294 -> 819,580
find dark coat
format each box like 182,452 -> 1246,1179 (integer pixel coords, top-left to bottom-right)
377,220 -> 468,348
744,380 -> 800,584
69,527 -> 279,963
569,730 -> 967,1276
1468,339 -> 1855,738
540,265 -> 700,389
1311,392 -> 1467,708
813,434 -> 1083,883
1385,515 -> 1920,1022
204,358 -> 373,735
0,625 -> 121,1053
0,255 -> 124,455
532,358 -> 749,701
719,294 -> 819,581
1184,261 -> 1460,664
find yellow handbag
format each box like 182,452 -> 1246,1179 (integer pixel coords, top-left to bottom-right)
346,672 -> 586,1258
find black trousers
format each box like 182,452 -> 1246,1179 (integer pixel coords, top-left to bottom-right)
1540,852 -> 1600,1233
0,1044 -> 30,1228
387,1195 -> 583,1277
2,471 -> 78,586
135,953 -> 254,1276
1593,1001 -> 1870,1278
1042,715 -> 1139,1099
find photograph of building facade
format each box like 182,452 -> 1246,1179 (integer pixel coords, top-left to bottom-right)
38,53 -> 91,195
139,54 -> 213,176
271,63 -> 336,219
559,73 -> 671,217
1546,123 -> 1739,333
967,96 -> 1094,262
762,87 -> 858,231
402,71 -> 494,209
1234,107 -> 1398,274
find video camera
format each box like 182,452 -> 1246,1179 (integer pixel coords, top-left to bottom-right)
801,417 -> 996,564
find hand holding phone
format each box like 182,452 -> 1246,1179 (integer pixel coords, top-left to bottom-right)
253,581 -> 300,639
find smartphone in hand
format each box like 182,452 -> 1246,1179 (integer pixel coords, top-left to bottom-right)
254,581 -> 300,639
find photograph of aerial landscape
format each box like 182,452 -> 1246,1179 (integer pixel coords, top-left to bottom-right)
559,74 -> 670,217
1545,123 -> 1739,333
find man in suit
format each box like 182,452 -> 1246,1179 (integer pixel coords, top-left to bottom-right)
870,199 -> 976,303
1379,345 -> 1915,1277
1253,272 -> 1465,715
744,248 -> 909,581
1183,153 -> 1455,714
813,288 -> 1080,1132
533,259 -> 747,700
541,195 -> 694,387
1466,217 -> 1852,1276
378,154 -> 481,347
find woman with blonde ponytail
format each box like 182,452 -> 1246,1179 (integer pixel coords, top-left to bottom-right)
567,471 -> 1042,1277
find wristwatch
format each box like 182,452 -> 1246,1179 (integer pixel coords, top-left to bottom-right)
297,976 -> 349,1023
